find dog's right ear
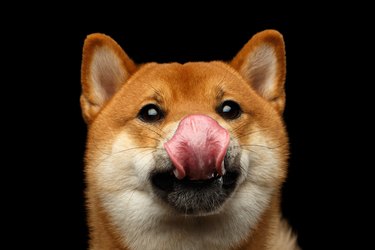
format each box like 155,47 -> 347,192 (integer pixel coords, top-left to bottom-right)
80,33 -> 136,124
231,30 -> 286,113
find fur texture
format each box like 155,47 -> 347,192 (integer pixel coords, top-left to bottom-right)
80,30 -> 300,250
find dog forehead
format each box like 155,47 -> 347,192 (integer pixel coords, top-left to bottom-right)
107,61 -> 262,121
124,61 -> 245,96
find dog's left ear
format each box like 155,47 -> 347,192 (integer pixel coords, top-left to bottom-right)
231,30 -> 286,113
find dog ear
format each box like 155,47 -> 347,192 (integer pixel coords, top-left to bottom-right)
80,33 -> 136,123
231,30 -> 286,113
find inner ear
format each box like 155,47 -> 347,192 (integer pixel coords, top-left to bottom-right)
244,44 -> 279,98
89,45 -> 128,103
230,30 -> 286,113
80,33 -> 136,123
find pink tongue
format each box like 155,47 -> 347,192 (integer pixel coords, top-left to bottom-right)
164,115 -> 230,180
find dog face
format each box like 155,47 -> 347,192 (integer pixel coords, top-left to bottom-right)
81,30 -> 288,249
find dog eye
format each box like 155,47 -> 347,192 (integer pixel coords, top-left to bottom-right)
218,100 -> 241,120
138,104 -> 164,123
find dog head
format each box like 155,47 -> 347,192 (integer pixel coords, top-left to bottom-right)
81,30 -> 288,248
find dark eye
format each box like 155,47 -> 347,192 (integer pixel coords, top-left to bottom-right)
218,100 -> 241,120
138,104 -> 164,123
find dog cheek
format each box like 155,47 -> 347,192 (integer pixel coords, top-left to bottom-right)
247,151 -> 283,186
242,133 -> 285,187
95,132 -> 155,193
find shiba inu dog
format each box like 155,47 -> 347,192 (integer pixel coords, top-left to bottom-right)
80,30 -> 300,250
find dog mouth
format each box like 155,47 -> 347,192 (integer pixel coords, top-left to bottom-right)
151,161 -> 239,215
151,115 -> 241,215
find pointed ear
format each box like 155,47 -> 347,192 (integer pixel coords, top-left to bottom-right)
80,33 -> 136,123
231,30 -> 286,113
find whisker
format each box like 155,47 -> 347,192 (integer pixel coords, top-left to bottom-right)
124,133 -> 162,142
91,147 -> 159,170
137,153 -> 159,174
125,188 -> 137,206
90,140 -> 111,156
239,143 -> 287,150
112,146 -> 163,155
232,128 -> 268,139
137,123 -> 165,139
229,122 -> 252,133
230,124 -> 280,140
238,148 -> 259,154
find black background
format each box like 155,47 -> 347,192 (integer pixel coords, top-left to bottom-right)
12,7 -> 371,250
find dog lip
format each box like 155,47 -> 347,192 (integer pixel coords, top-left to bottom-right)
179,172 -> 222,185
150,164 -> 239,214
172,166 -> 221,180
152,167 -> 222,190
151,154 -> 239,191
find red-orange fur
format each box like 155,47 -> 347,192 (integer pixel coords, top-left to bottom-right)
81,30 -> 299,250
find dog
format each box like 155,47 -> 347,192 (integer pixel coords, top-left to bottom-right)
80,29 -> 300,250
